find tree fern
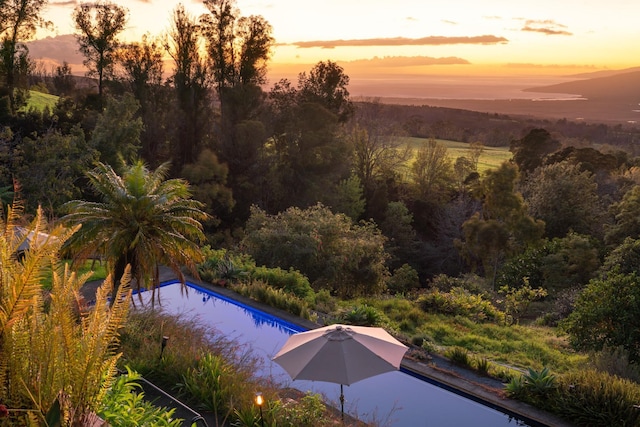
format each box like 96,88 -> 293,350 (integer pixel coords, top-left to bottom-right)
0,203 -> 132,425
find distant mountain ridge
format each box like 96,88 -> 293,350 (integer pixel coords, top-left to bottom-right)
524,70 -> 640,101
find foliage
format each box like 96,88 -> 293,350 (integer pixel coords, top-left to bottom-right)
73,0 -> 128,97
523,160 -> 604,239
509,128 -> 561,176
16,125 -> 99,216
198,247 -> 314,299
606,184 -> 640,246
60,160 -> 210,299
600,237 -> 640,275
99,368 -> 183,427
250,266 -> 314,300
242,203 -> 389,297
178,353 -> 236,417
458,162 -> 544,285
119,308 -> 261,422
387,263 -> 420,295
510,368 -> 640,427
589,345 -> 640,383
410,137 -> 453,203
181,148 -> 235,226
445,346 -> 471,367
428,273 -> 488,294
90,93 -> 143,166
497,233 -> 600,295
339,304 -> 384,327
233,281 -> 312,320
330,174 -> 366,221
0,205 -> 132,425
498,280 -> 548,325
562,271 -> 640,363
418,287 -> 505,323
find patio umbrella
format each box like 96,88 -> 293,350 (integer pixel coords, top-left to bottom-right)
272,324 -> 408,419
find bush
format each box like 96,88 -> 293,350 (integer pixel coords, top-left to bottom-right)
418,287 -> 505,323
340,304 -> 384,326
387,264 -> 420,294
234,281 -> 312,320
554,370 -> 640,426
251,266 -> 314,300
99,368 -> 183,427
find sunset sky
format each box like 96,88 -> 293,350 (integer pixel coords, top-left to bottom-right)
31,0 -> 640,99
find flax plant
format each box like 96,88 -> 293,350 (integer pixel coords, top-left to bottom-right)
0,204 -> 131,425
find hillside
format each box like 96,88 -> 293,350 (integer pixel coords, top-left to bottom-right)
523,70 -> 640,101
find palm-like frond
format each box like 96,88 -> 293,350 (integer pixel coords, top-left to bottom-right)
60,160 -> 210,296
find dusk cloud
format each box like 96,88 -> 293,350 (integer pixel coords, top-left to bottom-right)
291,35 -> 508,49
49,1 -> 77,6
344,56 -> 471,67
521,20 -> 572,36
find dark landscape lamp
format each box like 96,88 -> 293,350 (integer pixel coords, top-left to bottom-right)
255,392 -> 265,427
160,336 -> 169,359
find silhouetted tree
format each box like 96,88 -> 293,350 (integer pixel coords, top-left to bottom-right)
73,0 -> 127,99
0,0 -> 50,113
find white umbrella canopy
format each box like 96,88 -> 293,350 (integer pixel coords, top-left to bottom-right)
272,324 -> 408,419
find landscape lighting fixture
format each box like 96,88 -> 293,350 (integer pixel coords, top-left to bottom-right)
255,392 -> 265,427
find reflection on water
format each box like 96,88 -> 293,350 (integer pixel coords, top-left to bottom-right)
138,282 -> 534,427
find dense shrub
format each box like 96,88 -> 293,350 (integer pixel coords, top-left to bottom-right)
251,265 -> 314,300
418,287 -> 505,323
509,367 -> 640,426
242,203 -> 389,297
233,281 -> 313,320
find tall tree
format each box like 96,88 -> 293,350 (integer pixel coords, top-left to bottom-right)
117,34 -> 168,166
200,0 -> 273,93
297,60 -> 354,123
351,100 -> 410,217
60,161 -> 210,300
411,138 -> 454,203
73,0 -> 127,99
165,4 -> 211,173
510,128 -> 561,176
458,162 -> 544,286
0,0 -> 50,114
523,160 -> 603,239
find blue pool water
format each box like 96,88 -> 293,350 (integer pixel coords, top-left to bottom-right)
140,282 -> 534,427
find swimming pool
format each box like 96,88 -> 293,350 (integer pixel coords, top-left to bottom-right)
139,282 -> 535,426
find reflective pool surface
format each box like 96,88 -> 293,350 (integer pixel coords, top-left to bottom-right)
139,282 -> 533,426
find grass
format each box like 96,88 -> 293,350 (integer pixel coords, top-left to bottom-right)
20,90 -> 59,112
41,259 -> 107,290
402,136 -> 513,173
363,296 -> 586,374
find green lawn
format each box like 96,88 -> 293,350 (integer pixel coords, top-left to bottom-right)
42,259 -> 107,291
21,90 -> 59,112
403,137 -> 512,173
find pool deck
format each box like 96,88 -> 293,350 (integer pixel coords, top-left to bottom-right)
80,268 -> 573,427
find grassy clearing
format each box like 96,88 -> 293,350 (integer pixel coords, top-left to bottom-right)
41,259 -> 107,290
21,90 -> 59,112
402,137 -> 512,173
353,296 -> 586,374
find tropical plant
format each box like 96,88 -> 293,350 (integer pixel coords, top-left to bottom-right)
0,204 -> 132,425
60,160 -> 210,301
99,368 -> 183,426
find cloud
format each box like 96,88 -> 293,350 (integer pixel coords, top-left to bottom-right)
343,56 -> 471,67
441,20 -> 457,25
49,1 -> 77,6
505,62 -> 597,69
291,35 -> 508,49
521,20 -> 572,36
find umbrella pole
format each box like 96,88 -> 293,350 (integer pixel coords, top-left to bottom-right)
340,384 -> 345,421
